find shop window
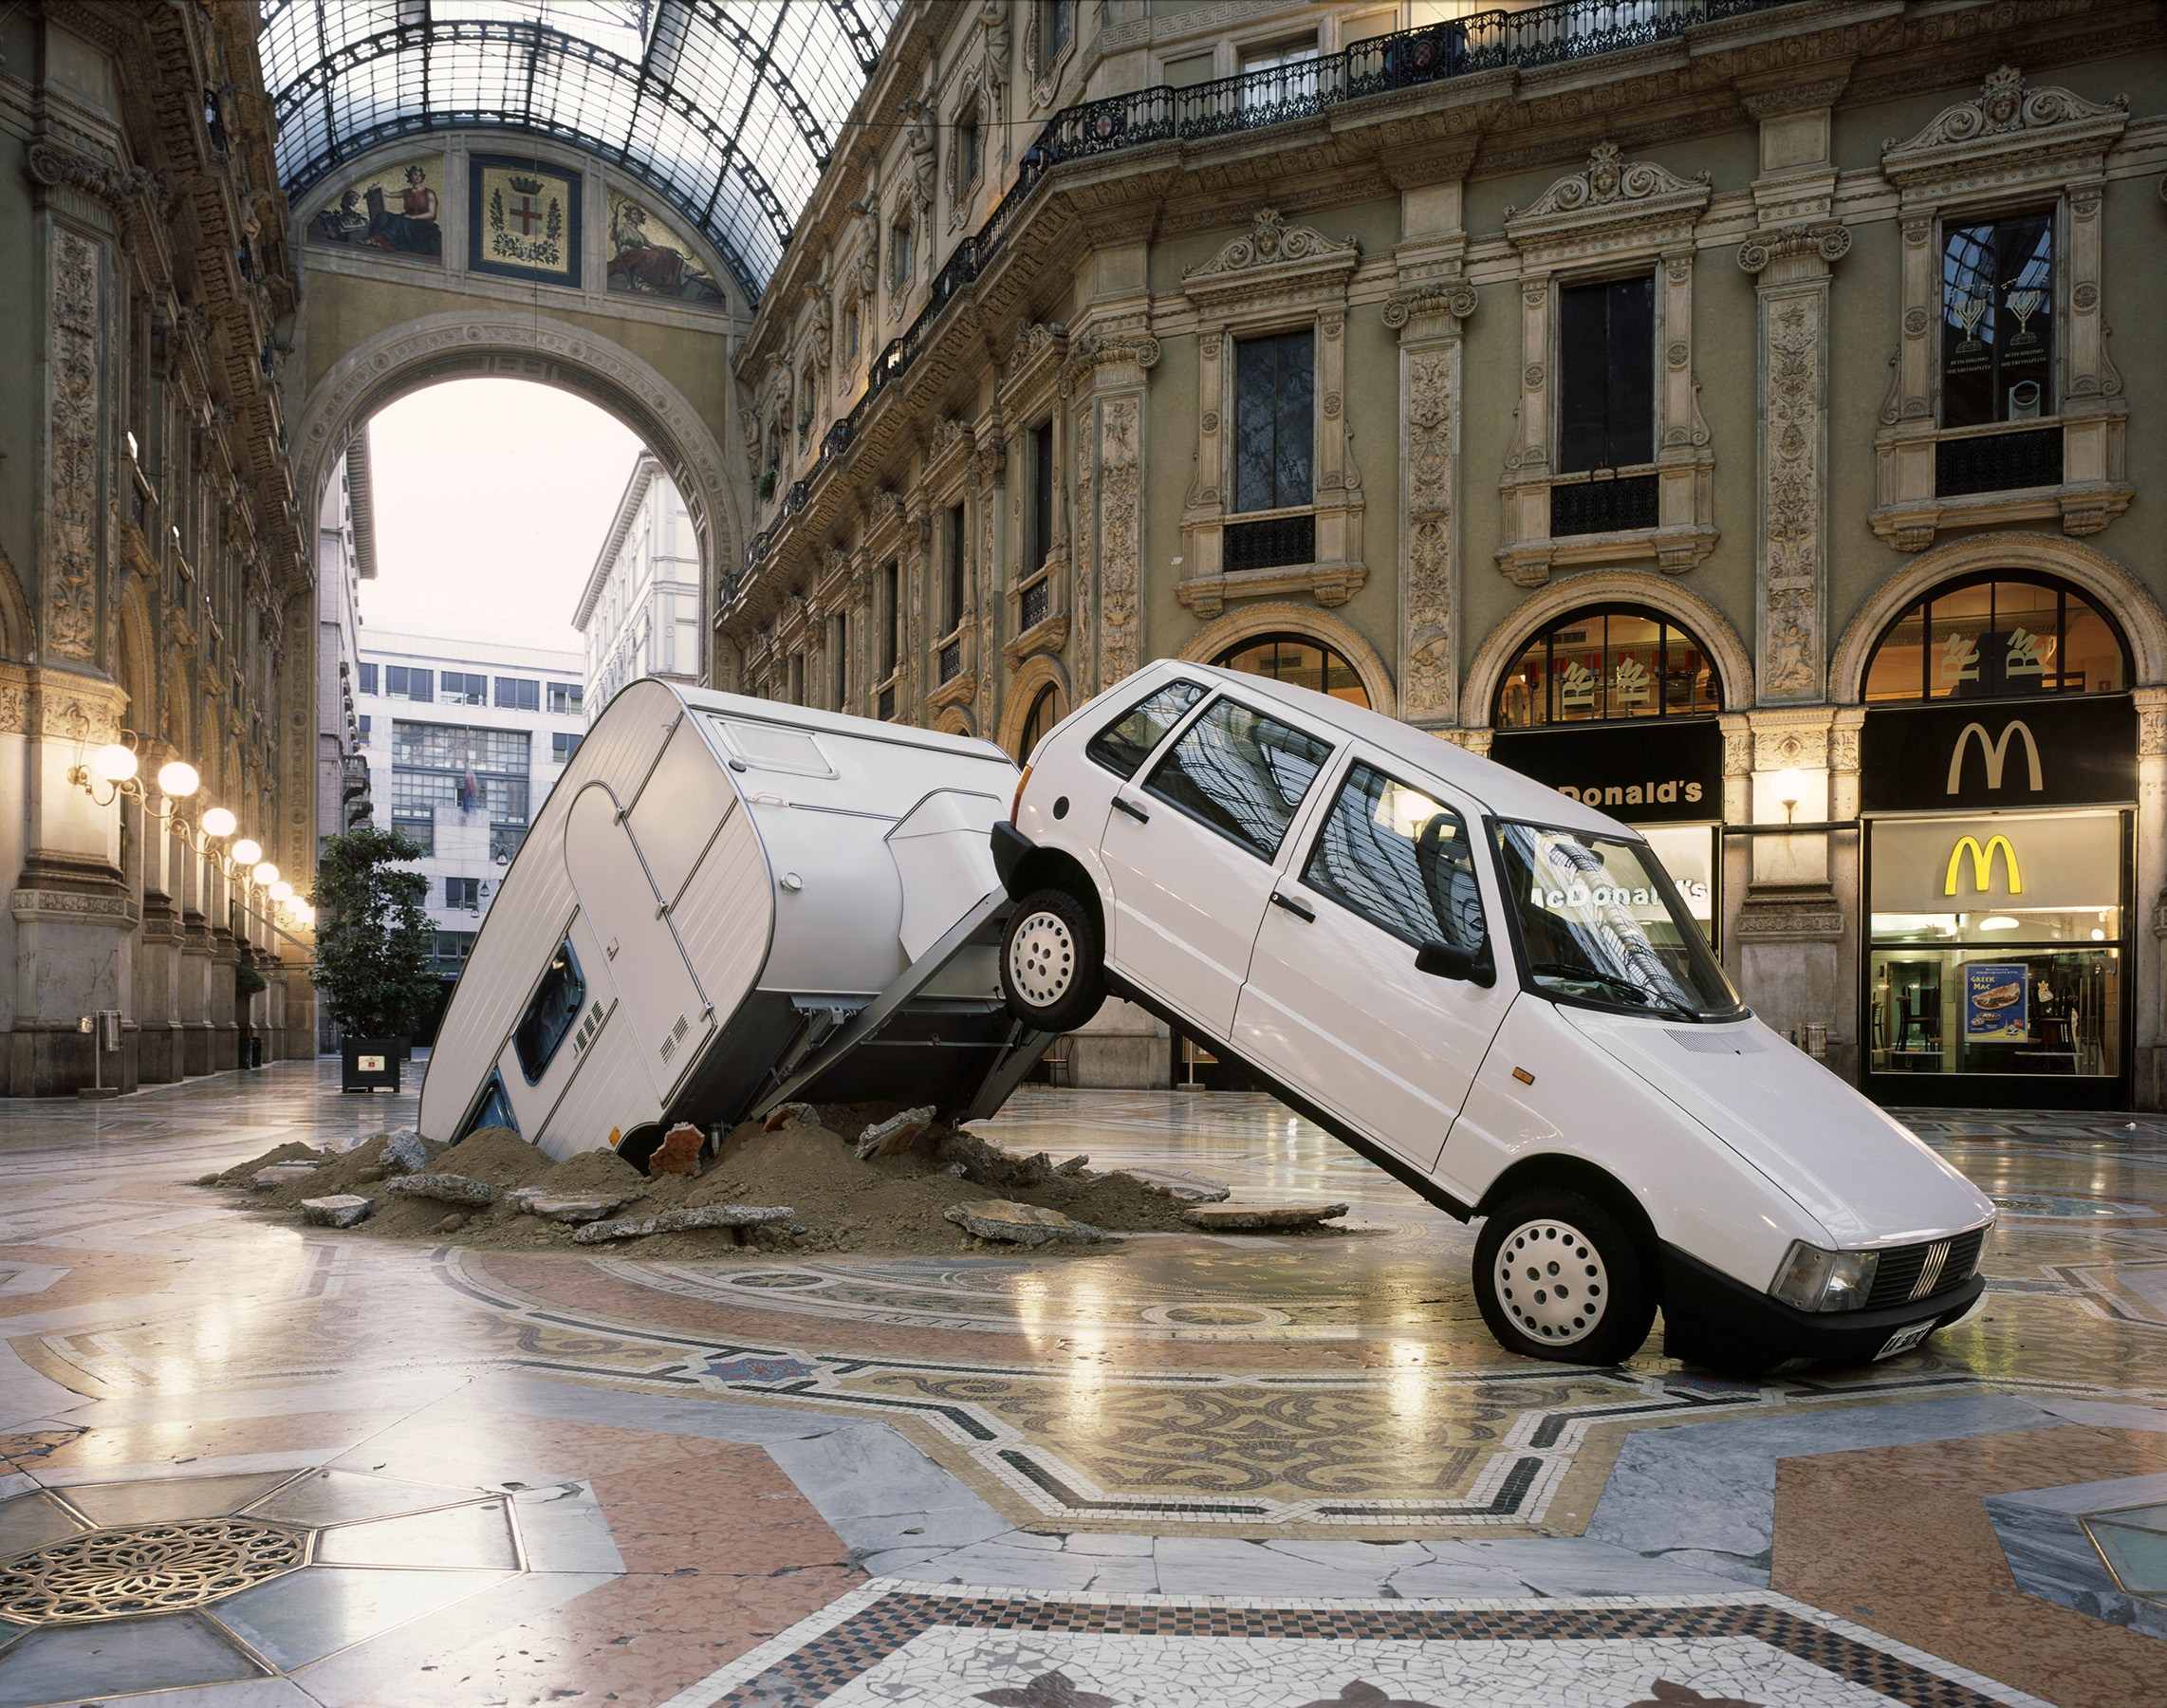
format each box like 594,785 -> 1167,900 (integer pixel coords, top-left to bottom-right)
1017,685 -> 1058,764
1942,212 -> 2054,428
514,938 -> 587,1084
1213,632 -> 1370,709
1235,330 -> 1314,512
1493,605 -> 1719,728
1863,573 -> 2127,702
1559,276 -> 1655,473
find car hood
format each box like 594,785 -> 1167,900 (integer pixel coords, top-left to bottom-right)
1557,1006 -> 1994,1247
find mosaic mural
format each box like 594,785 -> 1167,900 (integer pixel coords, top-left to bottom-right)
469,155 -> 581,286
306,155 -> 443,257
607,187 -> 727,305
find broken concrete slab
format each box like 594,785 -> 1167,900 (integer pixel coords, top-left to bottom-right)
1138,1167 -> 1233,1203
380,1129 -> 430,1175
1178,1201 -> 1349,1232
763,1102 -> 820,1132
944,1199 -> 1107,1248
649,1123 -> 704,1177
251,1161 -> 321,1190
509,1189 -> 641,1224
854,1105 -> 934,1160
1053,1155 -> 1090,1177
383,1173 -> 496,1207
569,1203 -> 795,1244
301,1194 -> 373,1228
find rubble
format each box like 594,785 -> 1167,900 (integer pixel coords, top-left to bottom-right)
507,1186 -> 643,1224
945,1199 -> 1107,1248
763,1102 -> 819,1131
380,1129 -> 430,1175
1179,1201 -> 1350,1232
383,1174 -> 497,1207
648,1123 -> 703,1177
251,1161 -> 321,1190
1135,1167 -> 1232,1203
854,1105 -> 934,1160
301,1195 -> 373,1228
571,1202 -> 794,1245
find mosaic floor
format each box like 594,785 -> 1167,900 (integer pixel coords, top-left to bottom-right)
1,1062 -> 2163,1705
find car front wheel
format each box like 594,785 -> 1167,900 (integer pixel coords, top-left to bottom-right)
1473,1189 -> 1655,1365
1000,887 -> 1105,1033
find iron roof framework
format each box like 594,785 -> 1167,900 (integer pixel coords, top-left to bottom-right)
259,0 -> 900,301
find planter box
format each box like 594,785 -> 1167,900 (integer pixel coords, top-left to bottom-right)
341,1038 -> 404,1093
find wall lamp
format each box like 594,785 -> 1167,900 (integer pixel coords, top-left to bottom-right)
67,737 -> 279,891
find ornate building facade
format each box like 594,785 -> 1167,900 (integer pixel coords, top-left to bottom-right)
1,0 -> 315,1093
722,0 -> 2167,1108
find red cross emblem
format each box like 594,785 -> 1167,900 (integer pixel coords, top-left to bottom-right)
507,193 -> 546,235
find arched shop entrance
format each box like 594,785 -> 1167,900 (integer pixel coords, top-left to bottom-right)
1856,570 -> 2138,1108
1486,603 -> 1729,952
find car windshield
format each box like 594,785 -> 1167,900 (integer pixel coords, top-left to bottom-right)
1496,824 -> 1743,1021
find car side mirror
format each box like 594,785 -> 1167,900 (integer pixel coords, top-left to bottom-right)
1417,938 -> 1495,988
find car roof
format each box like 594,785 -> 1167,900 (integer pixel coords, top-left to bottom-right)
1132,659 -> 1635,837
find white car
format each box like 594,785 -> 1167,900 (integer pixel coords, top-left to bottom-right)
991,659 -> 1994,1373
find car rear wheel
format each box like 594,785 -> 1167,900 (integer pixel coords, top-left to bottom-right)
1000,887 -> 1105,1033
1473,1189 -> 1655,1365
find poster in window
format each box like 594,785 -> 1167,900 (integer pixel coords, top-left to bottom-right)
1963,962 -> 2028,1043
469,156 -> 582,286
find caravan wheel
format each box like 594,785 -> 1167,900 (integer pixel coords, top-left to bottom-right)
1473,1190 -> 1654,1365
1000,888 -> 1104,1033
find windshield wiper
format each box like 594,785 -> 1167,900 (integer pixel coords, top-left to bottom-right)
1527,961 -> 1693,1019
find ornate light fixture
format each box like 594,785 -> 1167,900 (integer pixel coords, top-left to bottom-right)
66,735 -> 271,890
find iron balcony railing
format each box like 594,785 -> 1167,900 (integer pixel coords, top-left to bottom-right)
739,0 -> 1803,583
1935,426 -> 2064,498
1551,473 -> 1660,537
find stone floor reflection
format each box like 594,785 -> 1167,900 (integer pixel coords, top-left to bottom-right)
1,1061 -> 2163,1705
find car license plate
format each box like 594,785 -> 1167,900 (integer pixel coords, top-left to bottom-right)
1876,1322 -> 1933,1360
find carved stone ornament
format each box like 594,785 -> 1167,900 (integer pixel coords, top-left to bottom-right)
47,232 -> 102,662
1506,142 -> 1711,222
930,416 -> 972,455
1186,208 -> 1360,278
1882,65 -> 2128,160
1006,320 -> 1066,382
24,141 -> 162,212
1181,209 -> 1361,312
1736,222 -> 1851,274
1381,280 -> 1478,327
1063,331 -> 1160,391
1098,398 -> 1142,686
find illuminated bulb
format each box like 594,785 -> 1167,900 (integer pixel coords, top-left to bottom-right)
269,881 -> 293,901
230,839 -> 262,865
252,862 -> 280,886
157,760 -> 200,797
2092,928 -> 2106,941
92,744 -> 139,784
200,807 -> 236,838
1979,916 -> 2019,931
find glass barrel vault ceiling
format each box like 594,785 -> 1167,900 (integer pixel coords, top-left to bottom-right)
260,0 -> 903,300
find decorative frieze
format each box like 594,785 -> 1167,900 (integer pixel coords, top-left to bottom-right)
47,232 -> 102,663
1389,269 -> 1475,726
1098,397 -> 1142,689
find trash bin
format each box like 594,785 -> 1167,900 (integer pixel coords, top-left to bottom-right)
247,1036 -> 264,1068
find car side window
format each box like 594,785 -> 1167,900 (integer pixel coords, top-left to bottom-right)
1085,680 -> 1205,778
513,938 -> 586,1084
1142,697 -> 1332,861
1304,761 -> 1487,951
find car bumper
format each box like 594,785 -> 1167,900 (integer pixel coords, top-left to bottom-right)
1659,1243 -> 1985,1373
990,820 -> 1033,893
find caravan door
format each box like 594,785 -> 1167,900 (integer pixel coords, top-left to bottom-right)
564,783 -> 713,1103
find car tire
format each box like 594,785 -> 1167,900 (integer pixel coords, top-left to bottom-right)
1473,1189 -> 1656,1365
1000,887 -> 1105,1033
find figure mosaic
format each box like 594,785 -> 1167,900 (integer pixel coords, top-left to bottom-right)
607,192 -> 725,304
309,158 -> 441,256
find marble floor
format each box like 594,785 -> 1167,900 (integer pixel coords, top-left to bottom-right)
2,1062 -> 2164,1706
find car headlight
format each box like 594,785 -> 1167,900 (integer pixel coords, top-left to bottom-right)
1769,1241 -> 1880,1312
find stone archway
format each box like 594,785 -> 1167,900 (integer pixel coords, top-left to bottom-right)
1177,603 -> 1398,719
291,310 -> 741,631
1828,531 -> 2167,702
1459,572 -> 1755,729
996,654 -> 1070,757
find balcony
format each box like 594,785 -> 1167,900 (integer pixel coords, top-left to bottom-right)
1551,474 -> 1660,537
1935,426 -> 2062,498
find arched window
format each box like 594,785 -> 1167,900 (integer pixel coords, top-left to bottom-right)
1863,570 -> 2128,702
1493,604 -> 1718,728
1016,685 -> 1058,763
1213,632 -> 1370,709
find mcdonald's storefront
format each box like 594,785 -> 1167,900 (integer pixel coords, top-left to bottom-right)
1860,693 -> 2138,1109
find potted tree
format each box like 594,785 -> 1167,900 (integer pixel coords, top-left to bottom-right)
314,826 -> 439,1093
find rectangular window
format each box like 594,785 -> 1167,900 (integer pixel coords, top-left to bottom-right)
552,732 -> 583,763
494,677 -> 540,711
357,662 -> 378,695
546,681 -> 583,715
445,877 -> 479,909
1039,0 -> 1072,70
788,651 -> 806,706
1558,276 -> 1656,473
1305,762 -> 1485,951
880,561 -> 899,680
393,815 -> 435,856
959,110 -> 981,189
1241,36 -> 1320,108
1030,420 -> 1055,570
514,937 -> 586,1084
945,501 -> 967,634
1143,696 -> 1333,861
384,665 -> 434,702
491,824 -> 527,863
832,612 -> 849,709
357,715 -> 370,746
1234,330 -> 1315,512
1087,680 -> 1206,779
440,671 -> 487,706
1942,211 -> 2055,427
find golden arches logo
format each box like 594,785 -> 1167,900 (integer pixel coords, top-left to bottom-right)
1944,834 -> 2021,896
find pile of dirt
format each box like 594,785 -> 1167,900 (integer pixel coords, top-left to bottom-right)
201,1110 -> 1198,1258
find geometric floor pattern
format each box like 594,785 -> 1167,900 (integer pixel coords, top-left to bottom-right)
5,1062 -> 2167,1704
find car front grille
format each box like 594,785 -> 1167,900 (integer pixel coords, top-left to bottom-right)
1865,1225 -> 1989,1311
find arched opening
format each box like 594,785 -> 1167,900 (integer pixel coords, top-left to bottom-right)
1492,603 -> 1722,729
1861,570 -> 2130,703
1213,631 -> 1372,709
1015,684 -> 1059,763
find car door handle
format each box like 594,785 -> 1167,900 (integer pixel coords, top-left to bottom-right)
1270,891 -> 1315,922
1113,795 -> 1150,825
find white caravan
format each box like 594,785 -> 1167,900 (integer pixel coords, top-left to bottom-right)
991,659 -> 1996,1372
417,680 -> 1039,1167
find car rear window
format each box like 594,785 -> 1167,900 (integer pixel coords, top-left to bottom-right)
1085,680 -> 1204,778
1143,697 -> 1332,860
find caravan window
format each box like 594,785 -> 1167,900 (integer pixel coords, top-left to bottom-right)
708,717 -> 837,777
514,938 -> 587,1084
461,1071 -> 520,1139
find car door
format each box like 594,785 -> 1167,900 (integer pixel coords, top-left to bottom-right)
1233,753 -> 1515,1175
1102,694 -> 1334,1039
